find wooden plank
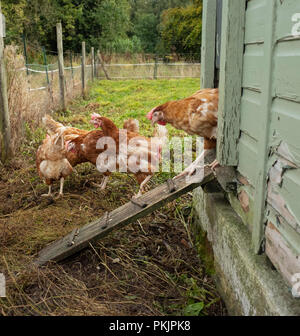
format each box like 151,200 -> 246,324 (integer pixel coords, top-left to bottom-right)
275,0 -> 300,41
266,222 -> 300,288
242,44 -> 264,92
268,158 -> 300,234
35,168 -> 215,266
56,22 -> 66,112
216,0 -> 246,166
273,41 -> 300,103
201,0 -> 217,88
273,99 -> 300,165
237,132 -> 258,185
240,89 -> 262,141
244,0 -> 266,44
0,4 -> 11,163
267,205 -> 300,256
252,0 -> 277,254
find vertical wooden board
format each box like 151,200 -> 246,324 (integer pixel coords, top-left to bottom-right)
237,132 -> 258,185
244,0 -> 266,44
266,222 -> 300,289
251,0 -> 277,253
273,41 -> 300,102
240,89 -> 262,141
201,0 -> 217,89
242,44 -> 264,91
275,0 -> 300,40
217,0 -> 246,166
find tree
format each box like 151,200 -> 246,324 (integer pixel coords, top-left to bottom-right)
160,0 -> 202,57
130,0 -> 192,54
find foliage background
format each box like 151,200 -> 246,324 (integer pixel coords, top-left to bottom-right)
1,0 -> 202,56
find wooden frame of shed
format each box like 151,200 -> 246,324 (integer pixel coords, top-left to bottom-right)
199,0 -> 300,307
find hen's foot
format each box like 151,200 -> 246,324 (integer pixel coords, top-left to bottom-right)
209,159 -> 220,171
135,175 -> 152,197
91,176 -> 109,191
41,193 -> 53,198
41,186 -> 53,198
173,164 -> 205,180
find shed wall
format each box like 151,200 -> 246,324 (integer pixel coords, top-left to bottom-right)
236,0 -> 300,286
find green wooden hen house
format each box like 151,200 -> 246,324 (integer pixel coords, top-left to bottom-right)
194,0 -> 300,315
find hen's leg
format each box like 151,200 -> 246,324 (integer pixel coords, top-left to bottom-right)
41,185 -> 53,198
55,177 -> 65,199
209,159 -> 220,171
136,175 -> 152,197
91,174 -> 110,190
174,150 -> 206,180
100,175 -> 109,190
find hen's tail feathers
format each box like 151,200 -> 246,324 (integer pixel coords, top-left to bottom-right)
42,115 -> 65,136
123,118 -> 139,133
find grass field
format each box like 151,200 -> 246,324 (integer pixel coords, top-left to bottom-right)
0,78 -> 226,316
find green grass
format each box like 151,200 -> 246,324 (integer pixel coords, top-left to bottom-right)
60,78 -> 200,137
0,78 -> 225,316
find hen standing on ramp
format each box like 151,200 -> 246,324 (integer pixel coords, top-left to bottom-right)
147,88 -> 219,179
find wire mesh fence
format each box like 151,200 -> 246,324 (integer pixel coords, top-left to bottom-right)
20,53 -> 201,92
7,45 -> 200,153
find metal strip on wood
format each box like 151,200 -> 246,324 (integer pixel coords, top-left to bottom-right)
34,168 -> 214,266
216,0 -> 246,166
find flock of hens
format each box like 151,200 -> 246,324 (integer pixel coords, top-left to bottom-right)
36,88 -> 219,199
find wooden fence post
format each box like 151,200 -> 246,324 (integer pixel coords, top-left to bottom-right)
22,33 -> 29,76
56,22 -> 66,111
94,49 -> 98,78
81,42 -> 86,97
91,47 -> 95,82
153,54 -> 158,79
0,9 -> 11,163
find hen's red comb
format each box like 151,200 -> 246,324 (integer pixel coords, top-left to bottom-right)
91,113 -> 101,120
146,109 -> 154,120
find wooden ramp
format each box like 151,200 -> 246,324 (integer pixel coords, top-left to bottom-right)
35,167 -> 214,266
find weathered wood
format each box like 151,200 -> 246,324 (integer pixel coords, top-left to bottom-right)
201,0 -> 217,89
56,22 -> 66,111
35,168 -> 214,266
214,166 -> 238,194
0,5 -> 11,163
252,1 -> 277,254
91,47 -> 95,82
81,41 -> 86,97
97,50 -> 110,80
266,222 -> 300,289
217,0 -> 246,166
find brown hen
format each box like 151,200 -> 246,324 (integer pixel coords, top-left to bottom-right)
147,88 -> 219,178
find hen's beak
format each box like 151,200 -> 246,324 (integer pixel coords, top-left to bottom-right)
151,114 -> 159,126
90,118 -> 101,128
